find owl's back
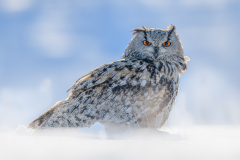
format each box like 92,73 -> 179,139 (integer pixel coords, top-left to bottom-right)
29,56 -> 185,130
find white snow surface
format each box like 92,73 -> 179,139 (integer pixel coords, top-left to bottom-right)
0,124 -> 240,160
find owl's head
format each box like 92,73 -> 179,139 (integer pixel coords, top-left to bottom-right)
122,25 -> 185,61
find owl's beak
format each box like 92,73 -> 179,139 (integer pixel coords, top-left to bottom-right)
154,46 -> 159,59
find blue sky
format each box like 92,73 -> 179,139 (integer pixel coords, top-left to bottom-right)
0,0 -> 240,129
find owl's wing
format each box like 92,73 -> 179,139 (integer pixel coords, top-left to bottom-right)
67,59 -> 126,93
28,58 -> 178,129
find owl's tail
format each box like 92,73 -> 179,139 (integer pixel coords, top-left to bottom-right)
27,101 -> 65,129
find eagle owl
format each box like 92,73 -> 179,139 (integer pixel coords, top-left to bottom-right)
28,25 -> 189,134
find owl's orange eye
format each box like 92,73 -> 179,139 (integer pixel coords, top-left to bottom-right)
143,40 -> 151,45
162,42 -> 171,47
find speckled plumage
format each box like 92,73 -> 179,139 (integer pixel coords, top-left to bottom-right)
28,25 -> 189,133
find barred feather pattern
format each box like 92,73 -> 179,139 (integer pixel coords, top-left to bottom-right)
28,55 -> 187,130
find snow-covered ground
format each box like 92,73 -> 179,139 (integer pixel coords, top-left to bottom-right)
0,124 -> 239,160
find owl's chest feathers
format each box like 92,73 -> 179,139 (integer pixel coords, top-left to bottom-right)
126,54 -> 186,78
138,58 -> 181,84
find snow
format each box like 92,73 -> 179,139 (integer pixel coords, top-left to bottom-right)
0,124 -> 239,160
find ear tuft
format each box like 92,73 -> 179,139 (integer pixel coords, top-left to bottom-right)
167,25 -> 176,34
132,26 -> 148,35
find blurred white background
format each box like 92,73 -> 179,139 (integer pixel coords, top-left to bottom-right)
0,0 -> 239,129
